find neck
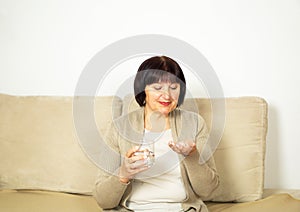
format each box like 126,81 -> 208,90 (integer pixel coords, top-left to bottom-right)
144,108 -> 170,132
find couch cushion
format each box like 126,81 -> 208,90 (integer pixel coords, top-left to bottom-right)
123,95 -> 268,202
263,188 -> 300,199
0,94 -> 122,194
1,190 -> 298,212
0,190 -> 102,212
206,193 -> 300,212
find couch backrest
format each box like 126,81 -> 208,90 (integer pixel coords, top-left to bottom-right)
0,94 -> 122,194
0,93 -> 268,202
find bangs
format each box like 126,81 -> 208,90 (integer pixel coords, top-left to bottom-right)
144,69 -> 180,85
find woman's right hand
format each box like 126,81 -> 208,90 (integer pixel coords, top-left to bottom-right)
118,146 -> 150,183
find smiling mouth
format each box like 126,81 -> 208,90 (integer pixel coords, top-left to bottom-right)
159,101 -> 171,106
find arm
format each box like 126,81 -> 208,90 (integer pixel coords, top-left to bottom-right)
93,120 -> 150,209
183,115 -> 219,198
93,169 -> 130,209
93,121 -> 129,209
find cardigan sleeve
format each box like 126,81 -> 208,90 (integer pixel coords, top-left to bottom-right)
92,120 -> 130,209
183,114 -> 219,198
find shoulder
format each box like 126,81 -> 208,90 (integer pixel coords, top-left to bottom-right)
112,107 -> 144,141
114,107 -> 144,124
173,108 -> 206,125
172,108 -> 208,138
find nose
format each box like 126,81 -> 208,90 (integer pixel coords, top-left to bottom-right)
161,87 -> 170,99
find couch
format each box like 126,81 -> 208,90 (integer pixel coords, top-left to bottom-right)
0,93 -> 299,211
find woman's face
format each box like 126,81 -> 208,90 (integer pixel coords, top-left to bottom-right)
144,82 -> 180,116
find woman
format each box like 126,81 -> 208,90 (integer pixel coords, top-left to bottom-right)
94,56 -> 219,211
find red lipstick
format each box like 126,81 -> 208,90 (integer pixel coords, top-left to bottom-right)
159,102 -> 171,106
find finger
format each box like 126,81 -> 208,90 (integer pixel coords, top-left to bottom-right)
179,142 -> 194,150
172,142 -> 189,155
191,143 -> 196,150
176,143 -> 185,151
189,142 -> 196,148
170,145 -> 181,154
168,141 -> 177,150
126,157 -> 135,165
132,162 -> 151,173
126,155 -> 144,167
126,146 -> 140,158
180,143 -> 196,156
187,143 -> 196,153
132,159 -> 148,168
128,159 -> 149,171
136,165 -> 150,173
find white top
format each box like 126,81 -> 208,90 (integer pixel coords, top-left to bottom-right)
127,129 -> 187,211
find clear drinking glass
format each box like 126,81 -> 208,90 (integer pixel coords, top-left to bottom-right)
134,139 -> 155,167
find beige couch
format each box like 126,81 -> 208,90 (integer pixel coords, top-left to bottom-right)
0,93 -> 299,211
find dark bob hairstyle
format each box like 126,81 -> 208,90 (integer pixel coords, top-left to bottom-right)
134,55 -> 186,107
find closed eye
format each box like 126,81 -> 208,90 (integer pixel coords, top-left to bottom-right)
154,86 -> 162,90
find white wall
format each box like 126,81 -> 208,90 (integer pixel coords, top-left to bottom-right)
1,0 -> 299,189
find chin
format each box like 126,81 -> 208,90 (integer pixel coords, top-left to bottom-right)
158,108 -> 173,116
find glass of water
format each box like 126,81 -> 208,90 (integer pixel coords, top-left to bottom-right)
134,139 -> 155,167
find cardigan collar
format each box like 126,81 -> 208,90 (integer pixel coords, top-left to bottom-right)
119,107 -> 182,144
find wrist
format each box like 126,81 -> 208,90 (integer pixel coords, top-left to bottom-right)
119,177 -> 130,184
183,148 -> 196,157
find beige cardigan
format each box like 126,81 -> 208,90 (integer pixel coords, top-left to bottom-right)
93,107 -> 219,211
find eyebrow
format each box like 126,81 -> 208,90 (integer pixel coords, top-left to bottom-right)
152,82 -> 179,85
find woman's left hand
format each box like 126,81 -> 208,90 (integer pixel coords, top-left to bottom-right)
168,141 -> 196,156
